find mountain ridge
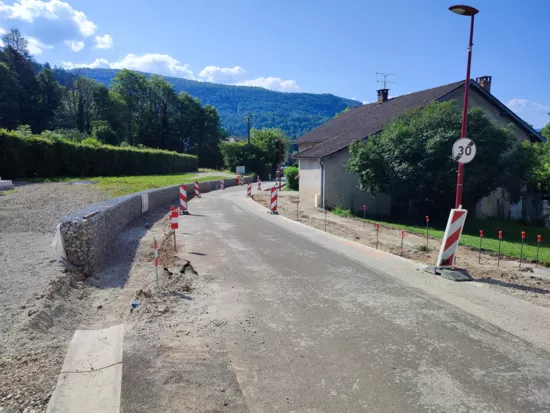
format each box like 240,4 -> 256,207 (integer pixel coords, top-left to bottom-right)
71,68 -> 361,138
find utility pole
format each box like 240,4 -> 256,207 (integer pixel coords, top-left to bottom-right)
247,113 -> 251,147
246,113 -> 252,172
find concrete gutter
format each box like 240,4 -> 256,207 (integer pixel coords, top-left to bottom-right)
47,324 -> 124,413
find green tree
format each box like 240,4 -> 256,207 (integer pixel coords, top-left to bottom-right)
111,69 -> 148,144
220,128 -> 288,177
334,106 -> 351,118
91,120 -> 119,145
0,36 -> 41,130
348,101 -> 537,218
1,28 -> 29,56
0,61 -> 21,129
36,65 -> 62,130
541,121 -> 550,141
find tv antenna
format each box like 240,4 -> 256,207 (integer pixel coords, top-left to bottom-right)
376,72 -> 397,89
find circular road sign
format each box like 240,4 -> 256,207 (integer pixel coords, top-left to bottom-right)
452,138 -> 476,164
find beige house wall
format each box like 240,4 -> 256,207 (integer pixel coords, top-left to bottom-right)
324,149 -> 391,215
298,158 -> 322,207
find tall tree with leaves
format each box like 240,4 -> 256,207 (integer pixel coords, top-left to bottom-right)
348,101 -> 537,218
1,28 -> 29,56
36,65 -> 62,130
111,69 -> 148,145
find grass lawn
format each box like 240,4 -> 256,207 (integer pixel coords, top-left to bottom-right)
18,173 -> 228,198
93,174 -> 228,198
330,207 -> 550,265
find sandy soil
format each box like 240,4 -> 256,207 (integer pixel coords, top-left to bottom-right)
253,190 -> 550,308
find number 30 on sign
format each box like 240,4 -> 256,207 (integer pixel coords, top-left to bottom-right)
452,138 -> 476,164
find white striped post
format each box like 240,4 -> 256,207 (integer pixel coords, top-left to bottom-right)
436,208 -> 468,267
270,186 -> 278,214
247,182 -> 252,197
257,178 -> 261,191
220,178 -> 225,190
194,181 -> 200,198
179,185 -> 188,215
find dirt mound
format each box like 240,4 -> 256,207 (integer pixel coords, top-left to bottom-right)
129,263 -> 197,320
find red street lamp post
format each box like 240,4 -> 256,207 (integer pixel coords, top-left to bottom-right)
450,5 -> 479,209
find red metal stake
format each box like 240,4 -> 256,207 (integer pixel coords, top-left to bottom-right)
497,230 -> 502,267
519,231 -> 526,269
536,235 -> 542,267
478,229 -> 484,263
425,215 -> 430,247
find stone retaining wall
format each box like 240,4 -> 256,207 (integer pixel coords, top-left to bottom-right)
60,177 -> 252,274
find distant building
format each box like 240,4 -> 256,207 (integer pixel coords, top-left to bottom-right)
294,77 -> 545,219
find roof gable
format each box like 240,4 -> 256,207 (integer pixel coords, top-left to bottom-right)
295,81 -> 464,159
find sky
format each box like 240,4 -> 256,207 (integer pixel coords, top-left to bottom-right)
0,0 -> 549,128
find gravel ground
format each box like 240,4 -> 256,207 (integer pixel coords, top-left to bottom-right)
253,190 -> 550,308
0,182 -> 107,413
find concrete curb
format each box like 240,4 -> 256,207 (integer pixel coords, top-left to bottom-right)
58,176 -> 253,275
47,324 -> 125,413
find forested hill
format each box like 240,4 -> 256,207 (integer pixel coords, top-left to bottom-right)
72,68 -> 361,138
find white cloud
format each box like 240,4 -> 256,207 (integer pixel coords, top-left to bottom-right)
64,39 -> 83,52
236,76 -> 299,92
27,35 -> 52,54
198,65 -> 245,83
362,100 -> 369,105
61,54 -> 301,93
94,33 -> 112,49
0,0 -> 97,47
507,98 -> 550,129
62,53 -> 195,78
62,57 -> 110,69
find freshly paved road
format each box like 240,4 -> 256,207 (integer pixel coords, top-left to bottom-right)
123,185 -> 550,412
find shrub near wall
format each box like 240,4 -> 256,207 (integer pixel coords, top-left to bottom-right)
0,130 -> 198,178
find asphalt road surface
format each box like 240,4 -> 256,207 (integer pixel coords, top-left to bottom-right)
122,185 -> 550,412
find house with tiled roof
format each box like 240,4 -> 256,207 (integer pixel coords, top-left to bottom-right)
294,76 -> 545,218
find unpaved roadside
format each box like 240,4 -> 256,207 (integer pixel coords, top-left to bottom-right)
253,190 -> 550,308
0,182 -> 107,413
1,194 -> 245,412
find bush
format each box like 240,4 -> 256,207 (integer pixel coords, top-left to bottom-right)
284,166 -> 299,190
92,121 -> 119,146
0,129 -> 198,178
81,137 -> 102,147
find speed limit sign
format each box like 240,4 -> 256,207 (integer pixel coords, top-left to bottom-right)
452,138 -> 476,164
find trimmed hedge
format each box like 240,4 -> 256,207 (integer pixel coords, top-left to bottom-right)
0,130 -> 198,178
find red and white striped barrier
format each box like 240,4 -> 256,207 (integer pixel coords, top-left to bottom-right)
153,237 -> 159,267
179,185 -> 188,214
436,208 -> 468,267
270,187 -> 278,214
247,182 -> 252,197
258,179 -> 262,191
170,209 -> 179,229
220,178 -> 225,190
194,181 -> 200,198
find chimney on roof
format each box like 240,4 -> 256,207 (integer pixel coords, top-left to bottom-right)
475,76 -> 492,93
377,89 -> 389,104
